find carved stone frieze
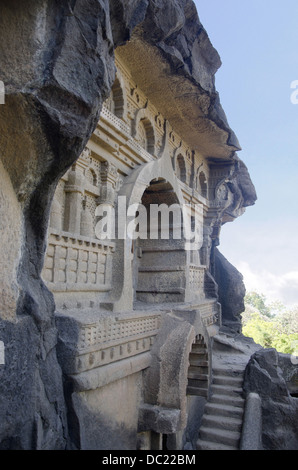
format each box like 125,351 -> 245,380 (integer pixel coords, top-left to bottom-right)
56,310 -> 161,376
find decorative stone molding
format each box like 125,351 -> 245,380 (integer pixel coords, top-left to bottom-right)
77,312 -> 161,354
56,310 -> 162,378
72,352 -> 152,392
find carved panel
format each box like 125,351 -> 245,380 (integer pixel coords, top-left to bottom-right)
199,301 -> 220,327
189,265 -> 205,295
43,231 -> 114,292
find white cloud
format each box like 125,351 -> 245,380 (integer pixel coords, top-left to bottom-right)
236,261 -> 298,307
219,216 -> 298,308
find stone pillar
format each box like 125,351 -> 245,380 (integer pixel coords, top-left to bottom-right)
99,161 -> 118,206
80,198 -> 94,237
64,168 -> 84,234
95,162 -> 119,241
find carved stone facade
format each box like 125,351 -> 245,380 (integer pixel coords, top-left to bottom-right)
41,51 -> 252,449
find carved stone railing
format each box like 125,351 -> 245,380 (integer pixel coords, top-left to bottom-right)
100,105 -> 131,137
100,105 -> 155,163
56,310 -> 162,389
42,230 -> 115,293
77,312 -> 161,354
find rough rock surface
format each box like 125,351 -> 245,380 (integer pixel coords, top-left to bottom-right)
118,0 -> 242,159
0,0 -> 256,449
243,349 -> 298,450
214,248 -> 246,333
0,0 -> 148,450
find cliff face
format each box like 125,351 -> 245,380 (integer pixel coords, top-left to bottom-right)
0,0 -> 256,449
0,0 -> 147,449
214,248 -> 246,333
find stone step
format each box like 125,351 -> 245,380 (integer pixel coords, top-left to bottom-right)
188,362 -> 209,371
188,378 -> 209,388
189,349 -> 208,357
191,343 -> 207,351
209,393 -> 245,408
189,353 -> 209,367
188,379 -> 208,389
188,368 -> 209,380
189,366 -> 208,376
187,386 -> 208,397
196,439 -> 237,451
202,414 -> 243,433
199,426 -> 241,448
212,366 -> 244,378
189,357 -> 209,367
205,402 -> 244,418
193,337 -> 205,345
213,375 -> 243,387
189,356 -> 208,364
211,383 -> 243,397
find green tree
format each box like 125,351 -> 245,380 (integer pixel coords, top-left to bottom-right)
242,292 -> 298,355
278,307 -> 298,334
245,291 -> 272,318
242,311 -> 275,348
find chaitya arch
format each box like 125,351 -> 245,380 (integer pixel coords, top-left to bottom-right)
107,157 -> 188,311
104,70 -> 127,119
132,107 -> 157,156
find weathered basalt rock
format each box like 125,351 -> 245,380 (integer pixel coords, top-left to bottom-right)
0,0 -> 148,449
243,349 -> 298,450
213,248 -> 246,333
119,0 -> 242,159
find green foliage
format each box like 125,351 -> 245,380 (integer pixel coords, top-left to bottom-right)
245,291 -> 272,318
242,292 -> 298,355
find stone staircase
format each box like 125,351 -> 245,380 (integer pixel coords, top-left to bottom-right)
195,332 -> 260,451
187,335 -> 209,398
197,365 -> 245,450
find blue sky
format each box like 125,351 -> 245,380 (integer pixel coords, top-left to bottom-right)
194,1 -> 298,306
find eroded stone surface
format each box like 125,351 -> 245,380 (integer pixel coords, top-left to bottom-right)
214,248 -> 246,332
243,349 -> 298,450
0,0 -> 148,449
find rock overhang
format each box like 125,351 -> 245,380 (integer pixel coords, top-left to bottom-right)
117,0 -> 241,161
